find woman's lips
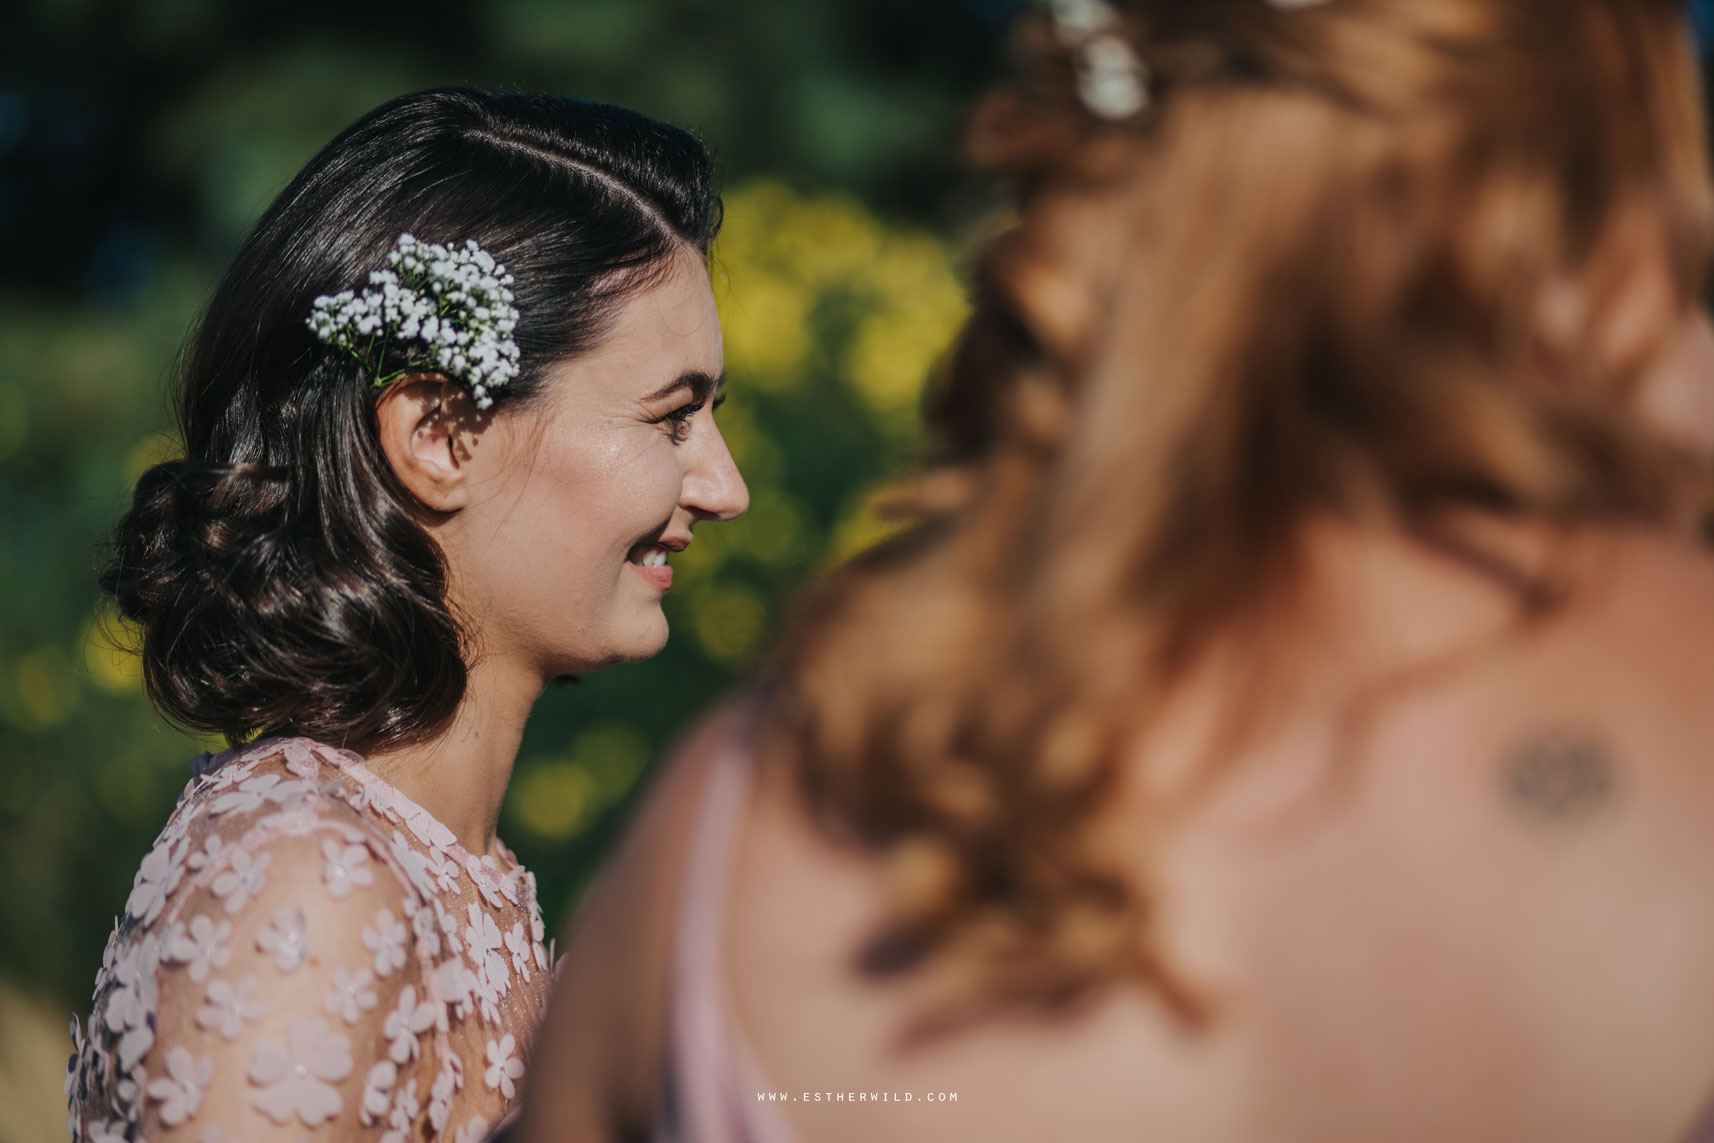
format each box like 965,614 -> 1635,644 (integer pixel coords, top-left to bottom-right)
627,542 -> 675,592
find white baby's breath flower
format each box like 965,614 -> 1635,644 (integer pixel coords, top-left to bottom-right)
307,233 -> 521,409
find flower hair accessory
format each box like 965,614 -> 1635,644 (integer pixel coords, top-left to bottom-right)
1047,0 -> 1149,120
306,233 -> 521,410
1045,0 -> 1334,121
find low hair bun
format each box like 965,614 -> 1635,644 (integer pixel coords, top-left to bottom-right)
102,451 -> 466,748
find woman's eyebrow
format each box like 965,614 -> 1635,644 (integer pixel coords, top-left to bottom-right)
643,369 -> 726,403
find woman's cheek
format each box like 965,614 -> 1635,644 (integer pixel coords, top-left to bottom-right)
634,437 -> 689,517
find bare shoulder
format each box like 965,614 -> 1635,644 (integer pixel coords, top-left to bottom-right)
1166,524 -> 1714,1141
1567,525 -> 1714,653
1262,520 -> 1714,840
516,697 -> 757,1143
1290,519 -> 1714,742
1473,527 -> 1714,760
1482,529 -> 1714,835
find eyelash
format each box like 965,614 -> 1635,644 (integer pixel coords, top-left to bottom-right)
661,393 -> 725,442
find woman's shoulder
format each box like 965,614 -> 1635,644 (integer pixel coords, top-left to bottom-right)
107,736 -> 438,952
67,737 -> 475,1141
1424,523 -> 1714,735
1141,523 -> 1714,1140
518,697 -> 759,1140
1288,517 -> 1714,704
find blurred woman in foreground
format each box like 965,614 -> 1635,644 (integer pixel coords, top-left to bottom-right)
524,1 -> 1714,1139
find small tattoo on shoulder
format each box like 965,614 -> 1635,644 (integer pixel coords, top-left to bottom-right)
1502,732 -> 1617,822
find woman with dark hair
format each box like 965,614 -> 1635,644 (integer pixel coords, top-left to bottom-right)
525,1 -> 1714,1140
66,88 -> 746,1141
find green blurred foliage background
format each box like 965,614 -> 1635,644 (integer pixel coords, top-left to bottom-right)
0,1 -> 1012,1134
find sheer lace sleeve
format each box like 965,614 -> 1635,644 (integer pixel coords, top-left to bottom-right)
136,828 -> 445,1142
71,738 -> 549,1143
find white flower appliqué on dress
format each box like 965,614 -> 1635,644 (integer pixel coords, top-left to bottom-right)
66,736 -> 553,1140
255,907 -> 310,972
163,914 -> 231,983
144,1047 -> 214,1126
483,1034 -> 525,1101
195,975 -> 263,1041
321,837 -> 375,899
248,1019 -> 353,1127
364,907 -> 410,978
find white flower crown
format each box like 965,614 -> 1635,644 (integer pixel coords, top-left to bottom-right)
1046,0 -> 1333,121
306,233 -> 522,410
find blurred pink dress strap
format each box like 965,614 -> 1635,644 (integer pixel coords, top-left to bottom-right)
658,707 -> 801,1143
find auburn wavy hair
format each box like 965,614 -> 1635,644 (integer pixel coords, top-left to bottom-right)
763,0 -> 1714,1035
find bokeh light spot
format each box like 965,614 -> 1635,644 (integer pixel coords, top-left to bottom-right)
511,763 -> 597,843
82,610 -> 144,693
123,432 -> 184,486
5,646 -> 80,731
722,487 -> 813,568
507,720 -> 650,843
691,583 -> 768,665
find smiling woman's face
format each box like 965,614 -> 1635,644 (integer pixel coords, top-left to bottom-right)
442,243 -> 748,678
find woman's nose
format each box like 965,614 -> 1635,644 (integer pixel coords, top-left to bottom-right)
682,423 -> 749,522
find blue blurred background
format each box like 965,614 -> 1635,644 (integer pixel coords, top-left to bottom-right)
0,1 -> 1017,1136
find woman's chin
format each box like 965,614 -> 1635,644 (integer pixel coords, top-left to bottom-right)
543,609 -> 671,677
622,623 -> 671,664
593,617 -> 671,671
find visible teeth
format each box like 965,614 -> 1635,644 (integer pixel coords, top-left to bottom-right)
638,546 -> 669,567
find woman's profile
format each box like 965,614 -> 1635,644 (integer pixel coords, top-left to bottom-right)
66,88 -> 746,1141
524,1 -> 1714,1140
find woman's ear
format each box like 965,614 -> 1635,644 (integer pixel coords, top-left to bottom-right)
374,374 -> 478,512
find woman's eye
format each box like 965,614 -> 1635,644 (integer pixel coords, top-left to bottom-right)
662,401 -> 703,441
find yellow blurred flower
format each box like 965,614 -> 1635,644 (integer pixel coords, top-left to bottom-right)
83,610 -> 145,693
508,721 -> 651,843
691,583 -> 768,666
5,647 -> 80,731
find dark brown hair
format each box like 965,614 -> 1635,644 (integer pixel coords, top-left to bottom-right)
101,88 -> 720,750
767,0 -> 1714,1032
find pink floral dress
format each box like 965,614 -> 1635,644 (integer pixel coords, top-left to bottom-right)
65,736 -> 554,1142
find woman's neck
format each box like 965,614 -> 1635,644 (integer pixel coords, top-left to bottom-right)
361,652 -> 542,858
